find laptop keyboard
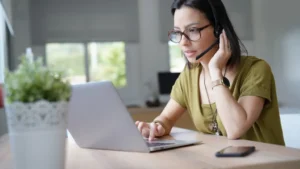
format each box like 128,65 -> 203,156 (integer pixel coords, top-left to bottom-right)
146,142 -> 175,147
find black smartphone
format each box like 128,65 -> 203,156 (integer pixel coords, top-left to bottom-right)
215,146 -> 256,157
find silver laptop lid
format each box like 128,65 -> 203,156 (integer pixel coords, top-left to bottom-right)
67,81 -> 149,152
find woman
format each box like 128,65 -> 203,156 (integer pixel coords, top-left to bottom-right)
135,0 -> 285,145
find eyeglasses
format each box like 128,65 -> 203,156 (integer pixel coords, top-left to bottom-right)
168,24 -> 211,43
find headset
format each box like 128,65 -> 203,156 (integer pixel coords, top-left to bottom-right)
196,0 -> 223,60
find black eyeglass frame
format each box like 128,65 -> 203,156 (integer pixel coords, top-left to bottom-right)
168,24 -> 211,43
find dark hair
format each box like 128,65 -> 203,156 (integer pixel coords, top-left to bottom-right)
171,0 -> 247,68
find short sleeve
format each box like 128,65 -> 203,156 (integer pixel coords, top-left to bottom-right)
170,68 -> 187,108
240,60 -> 273,103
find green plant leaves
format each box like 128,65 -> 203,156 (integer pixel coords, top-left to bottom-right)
4,55 -> 71,103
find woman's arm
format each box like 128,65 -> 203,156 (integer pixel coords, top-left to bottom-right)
153,98 -> 187,135
136,98 -> 186,141
207,30 -> 266,139
210,69 -> 264,139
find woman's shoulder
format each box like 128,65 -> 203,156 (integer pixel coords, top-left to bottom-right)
241,55 -> 270,65
239,55 -> 273,74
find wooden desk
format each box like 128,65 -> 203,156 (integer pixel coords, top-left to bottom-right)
1,128 -> 300,169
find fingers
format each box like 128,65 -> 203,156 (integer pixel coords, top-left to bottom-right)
137,121 -> 150,138
219,29 -> 231,57
149,123 -> 166,141
135,121 -> 166,141
149,122 -> 157,141
223,30 -> 230,54
219,30 -> 225,52
137,121 -> 144,132
223,30 -> 228,52
157,124 -> 166,136
142,127 -> 150,138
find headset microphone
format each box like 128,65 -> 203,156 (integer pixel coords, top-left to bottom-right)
195,39 -> 219,60
196,0 -> 222,60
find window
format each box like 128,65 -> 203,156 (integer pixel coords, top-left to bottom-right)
46,42 -> 126,88
46,43 -> 86,84
168,42 -> 185,72
88,42 -> 126,87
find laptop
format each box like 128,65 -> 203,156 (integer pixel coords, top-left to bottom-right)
67,81 -> 200,153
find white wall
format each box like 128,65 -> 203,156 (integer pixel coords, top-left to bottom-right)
252,0 -> 300,109
138,0 -> 170,104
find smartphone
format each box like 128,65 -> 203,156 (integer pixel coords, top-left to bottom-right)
215,146 -> 255,157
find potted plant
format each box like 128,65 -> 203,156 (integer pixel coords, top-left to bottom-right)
4,55 -> 71,169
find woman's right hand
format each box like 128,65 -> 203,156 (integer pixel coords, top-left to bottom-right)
135,121 -> 166,141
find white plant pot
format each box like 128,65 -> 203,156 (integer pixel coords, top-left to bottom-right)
5,100 -> 69,169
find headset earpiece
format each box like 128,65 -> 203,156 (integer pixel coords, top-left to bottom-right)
208,0 -> 223,39
214,24 -> 223,38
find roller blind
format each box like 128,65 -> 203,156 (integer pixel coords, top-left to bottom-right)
30,0 -> 139,45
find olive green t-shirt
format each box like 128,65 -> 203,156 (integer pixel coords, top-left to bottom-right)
171,56 -> 285,145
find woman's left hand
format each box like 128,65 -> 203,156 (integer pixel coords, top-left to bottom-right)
208,29 -> 232,78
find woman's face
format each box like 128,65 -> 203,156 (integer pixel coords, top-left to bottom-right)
173,6 -> 216,63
